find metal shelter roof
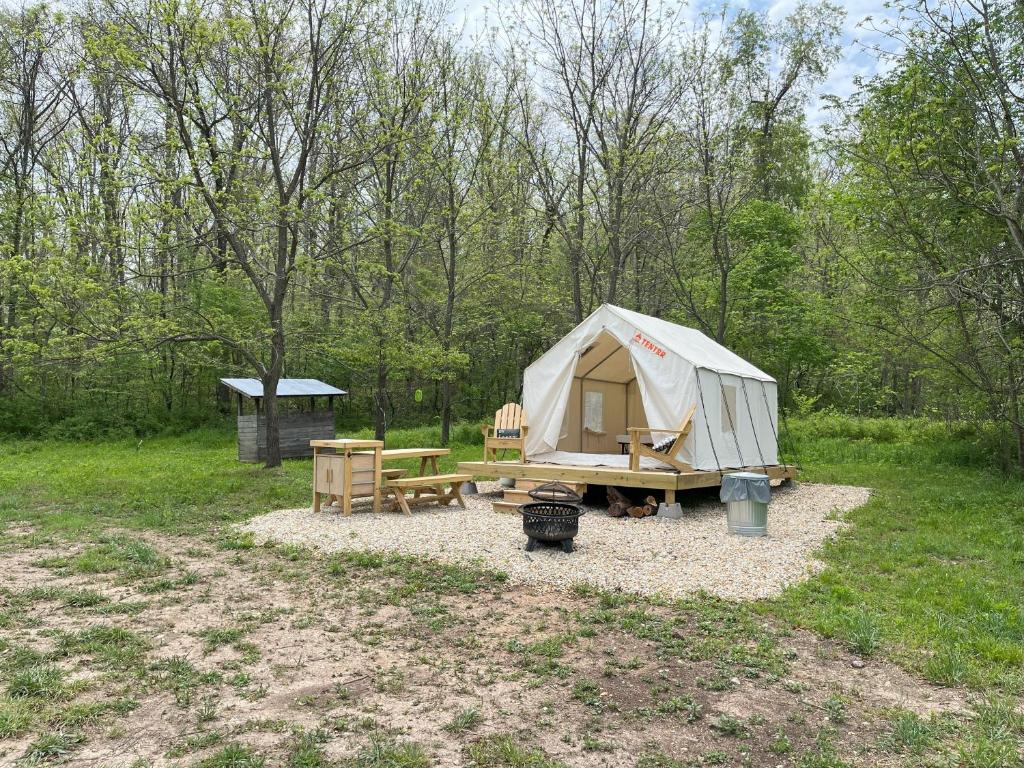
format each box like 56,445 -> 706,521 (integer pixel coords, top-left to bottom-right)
220,378 -> 347,399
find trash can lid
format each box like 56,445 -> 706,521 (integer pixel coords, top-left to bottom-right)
720,472 -> 771,503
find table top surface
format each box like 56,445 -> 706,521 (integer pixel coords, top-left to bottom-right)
310,439 -> 384,449
616,434 -> 654,444
378,448 -> 451,459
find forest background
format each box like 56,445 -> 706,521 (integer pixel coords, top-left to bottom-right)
0,0 -> 1021,469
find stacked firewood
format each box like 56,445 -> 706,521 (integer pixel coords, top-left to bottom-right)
606,486 -> 658,518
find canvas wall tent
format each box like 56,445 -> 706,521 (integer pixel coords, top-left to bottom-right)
522,305 -> 779,472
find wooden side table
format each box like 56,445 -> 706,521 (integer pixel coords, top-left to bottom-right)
310,439 -> 384,515
616,434 -> 653,454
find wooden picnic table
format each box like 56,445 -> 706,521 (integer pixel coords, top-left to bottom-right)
377,447 -> 450,477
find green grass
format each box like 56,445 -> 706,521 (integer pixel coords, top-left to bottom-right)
7,664 -> 70,701
465,735 -> 568,768
53,625 -> 150,668
325,550 -> 507,596
22,586 -> 109,608
772,414 -> 1024,694
287,731 -> 330,768
196,743 -> 266,767
884,709 -> 939,755
22,729 -> 86,762
0,417 -> 1021,704
0,697 -> 35,737
443,706 -> 483,734
346,737 -> 431,768
36,536 -> 171,580
0,427 -> 479,535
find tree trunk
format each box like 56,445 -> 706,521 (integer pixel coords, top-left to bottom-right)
262,322 -> 286,469
440,195 -> 458,447
570,146 -> 587,322
374,349 -> 388,441
716,265 -> 728,344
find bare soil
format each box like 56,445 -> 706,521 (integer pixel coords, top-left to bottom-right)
0,524 -> 966,767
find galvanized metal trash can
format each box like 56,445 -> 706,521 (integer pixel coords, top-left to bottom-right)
720,472 -> 771,537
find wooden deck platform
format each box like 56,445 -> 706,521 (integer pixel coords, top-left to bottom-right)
456,459 -> 797,503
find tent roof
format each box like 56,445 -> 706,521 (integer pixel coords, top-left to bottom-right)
533,304 -> 775,383
220,378 -> 347,399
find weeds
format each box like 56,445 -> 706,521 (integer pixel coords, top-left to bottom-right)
196,743 -> 265,768
465,735 -> 567,768
40,536 -> 169,580
443,707 -> 483,734
7,664 -> 69,701
709,713 -> 749,738
655,695 -> 702,722
348,737 -> 430,768
571,679 -> 601,707
823,694 -> 847,724
22,730 -> 85,762
53,625 -> 149,668
287,731 -> 330,768
885,709 -> 935,754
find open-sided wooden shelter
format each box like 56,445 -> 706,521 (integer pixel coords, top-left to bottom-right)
221,378 -> 346,462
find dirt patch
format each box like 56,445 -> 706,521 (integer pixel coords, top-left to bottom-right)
0,528 -> 968,767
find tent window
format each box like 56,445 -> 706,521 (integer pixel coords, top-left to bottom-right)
584,390 -> 604,433
720,384 -> 738,433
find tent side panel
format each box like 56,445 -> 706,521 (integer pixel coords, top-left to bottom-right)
691,370 -> 779,470
753,380 -> 780,465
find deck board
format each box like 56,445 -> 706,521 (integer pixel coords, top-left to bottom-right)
456,460 -> 797,491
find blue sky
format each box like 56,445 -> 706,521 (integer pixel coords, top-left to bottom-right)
452,0 -> 896,130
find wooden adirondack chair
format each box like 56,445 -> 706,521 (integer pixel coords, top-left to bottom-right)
627,403 -> 697,473
481,403 -> 529,463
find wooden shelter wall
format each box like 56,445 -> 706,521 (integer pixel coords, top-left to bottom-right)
237,410 -> 335,462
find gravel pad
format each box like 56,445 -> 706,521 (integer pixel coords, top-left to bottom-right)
240,482 -> 870,601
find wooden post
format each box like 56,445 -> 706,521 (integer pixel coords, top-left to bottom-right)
665,488 -> 675,505
312,446 -> 321,513
372,445 -> 382,514
342,446 -> 353,516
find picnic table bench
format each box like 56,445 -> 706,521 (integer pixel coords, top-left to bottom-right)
384,473 -> 473,515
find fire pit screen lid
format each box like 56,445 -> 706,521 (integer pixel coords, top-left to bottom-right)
527,482 -> 583,504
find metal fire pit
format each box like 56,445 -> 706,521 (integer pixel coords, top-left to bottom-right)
519,482 -> 585,553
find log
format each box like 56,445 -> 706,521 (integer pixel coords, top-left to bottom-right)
608,487 -> 656,518
607,485 -> 630,517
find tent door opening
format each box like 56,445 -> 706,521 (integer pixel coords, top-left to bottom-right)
557,332 -> 649,454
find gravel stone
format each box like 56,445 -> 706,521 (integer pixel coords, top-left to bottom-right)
239,482 -> 870,601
